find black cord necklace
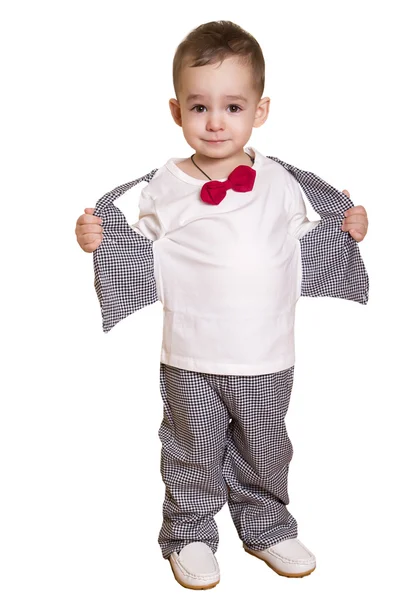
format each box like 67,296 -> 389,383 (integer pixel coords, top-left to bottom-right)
190,152 -> 254,180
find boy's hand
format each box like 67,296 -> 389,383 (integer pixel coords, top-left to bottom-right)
75,208 -> 103,252
340,189 -> 368,242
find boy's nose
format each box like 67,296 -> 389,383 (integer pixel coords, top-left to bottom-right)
206,112 -> 225,132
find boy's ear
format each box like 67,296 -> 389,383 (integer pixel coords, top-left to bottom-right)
169,98 -> 182,127
253,96 -> 270,128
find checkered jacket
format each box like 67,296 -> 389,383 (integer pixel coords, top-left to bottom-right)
92,157 -> 369,333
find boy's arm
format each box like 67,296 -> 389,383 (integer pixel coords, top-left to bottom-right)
130,188 -> 165,241
287,176 -> 320,240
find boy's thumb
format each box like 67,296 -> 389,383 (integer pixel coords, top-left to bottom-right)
84,208 -> 95,214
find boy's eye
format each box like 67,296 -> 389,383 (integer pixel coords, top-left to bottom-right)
192,105 -> 206,113
191,104 -> 242,113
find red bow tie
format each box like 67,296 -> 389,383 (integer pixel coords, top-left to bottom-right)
200,165 -> 256,205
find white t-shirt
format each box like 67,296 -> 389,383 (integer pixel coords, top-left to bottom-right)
131,146 -> 320,375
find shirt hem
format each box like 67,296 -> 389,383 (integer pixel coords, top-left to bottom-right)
159,351 -> 295,376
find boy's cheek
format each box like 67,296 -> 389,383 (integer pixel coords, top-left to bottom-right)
181,113 -> 197,129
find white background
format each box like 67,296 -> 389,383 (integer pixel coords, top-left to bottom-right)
1,0 -> 399,598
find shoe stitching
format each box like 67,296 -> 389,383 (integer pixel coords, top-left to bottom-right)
244,542 -> 315,566
171,555 -> 219,582
266,547 -> 315,565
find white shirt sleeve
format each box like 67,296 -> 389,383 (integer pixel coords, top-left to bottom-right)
287,176 -> 320,240
130,188 -> 164,241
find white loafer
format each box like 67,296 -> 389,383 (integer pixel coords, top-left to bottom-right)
169,542 -> 220,590
244,538 -> 316,578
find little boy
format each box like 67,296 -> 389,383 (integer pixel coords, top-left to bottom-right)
75,21 -> 368,590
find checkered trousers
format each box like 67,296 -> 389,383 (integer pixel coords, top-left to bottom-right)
158,363 -> 297,558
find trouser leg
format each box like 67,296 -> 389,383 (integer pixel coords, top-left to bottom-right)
222,366 -> 298,550
158,364 -> 230,558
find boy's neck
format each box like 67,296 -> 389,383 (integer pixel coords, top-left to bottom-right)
179,149 -> 254,180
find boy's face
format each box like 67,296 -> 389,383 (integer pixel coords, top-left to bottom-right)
170,56 -> 269,158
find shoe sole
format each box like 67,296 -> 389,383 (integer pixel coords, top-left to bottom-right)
244,547 -> 316,578
168,558 -> 220,590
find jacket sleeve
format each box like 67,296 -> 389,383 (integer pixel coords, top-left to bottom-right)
92,170 -> 159,333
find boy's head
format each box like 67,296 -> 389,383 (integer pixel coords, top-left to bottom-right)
170,21 -> 270,159
173,20 -> 265,100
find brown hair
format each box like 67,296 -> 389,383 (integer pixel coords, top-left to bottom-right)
173,21 -> 265,99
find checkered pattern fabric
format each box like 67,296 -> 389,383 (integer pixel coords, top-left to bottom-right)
93,157 -> 369,333
93,170 -> 158,333
268,157 -> 369,304
158,363 -> 297,558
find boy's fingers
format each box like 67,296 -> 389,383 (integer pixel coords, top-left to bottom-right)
81,232 -> 103,242
84,207 -> 102,223
76,214 -> 102,225
78,224 -> 103,234
81,237 -> 103,251
342,189 -> 350,197
350,229 -> 364,242
343,215 -> 368,226
342,221 -> 367,233
344,205 -> 367,216
81,244 -> 97,253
